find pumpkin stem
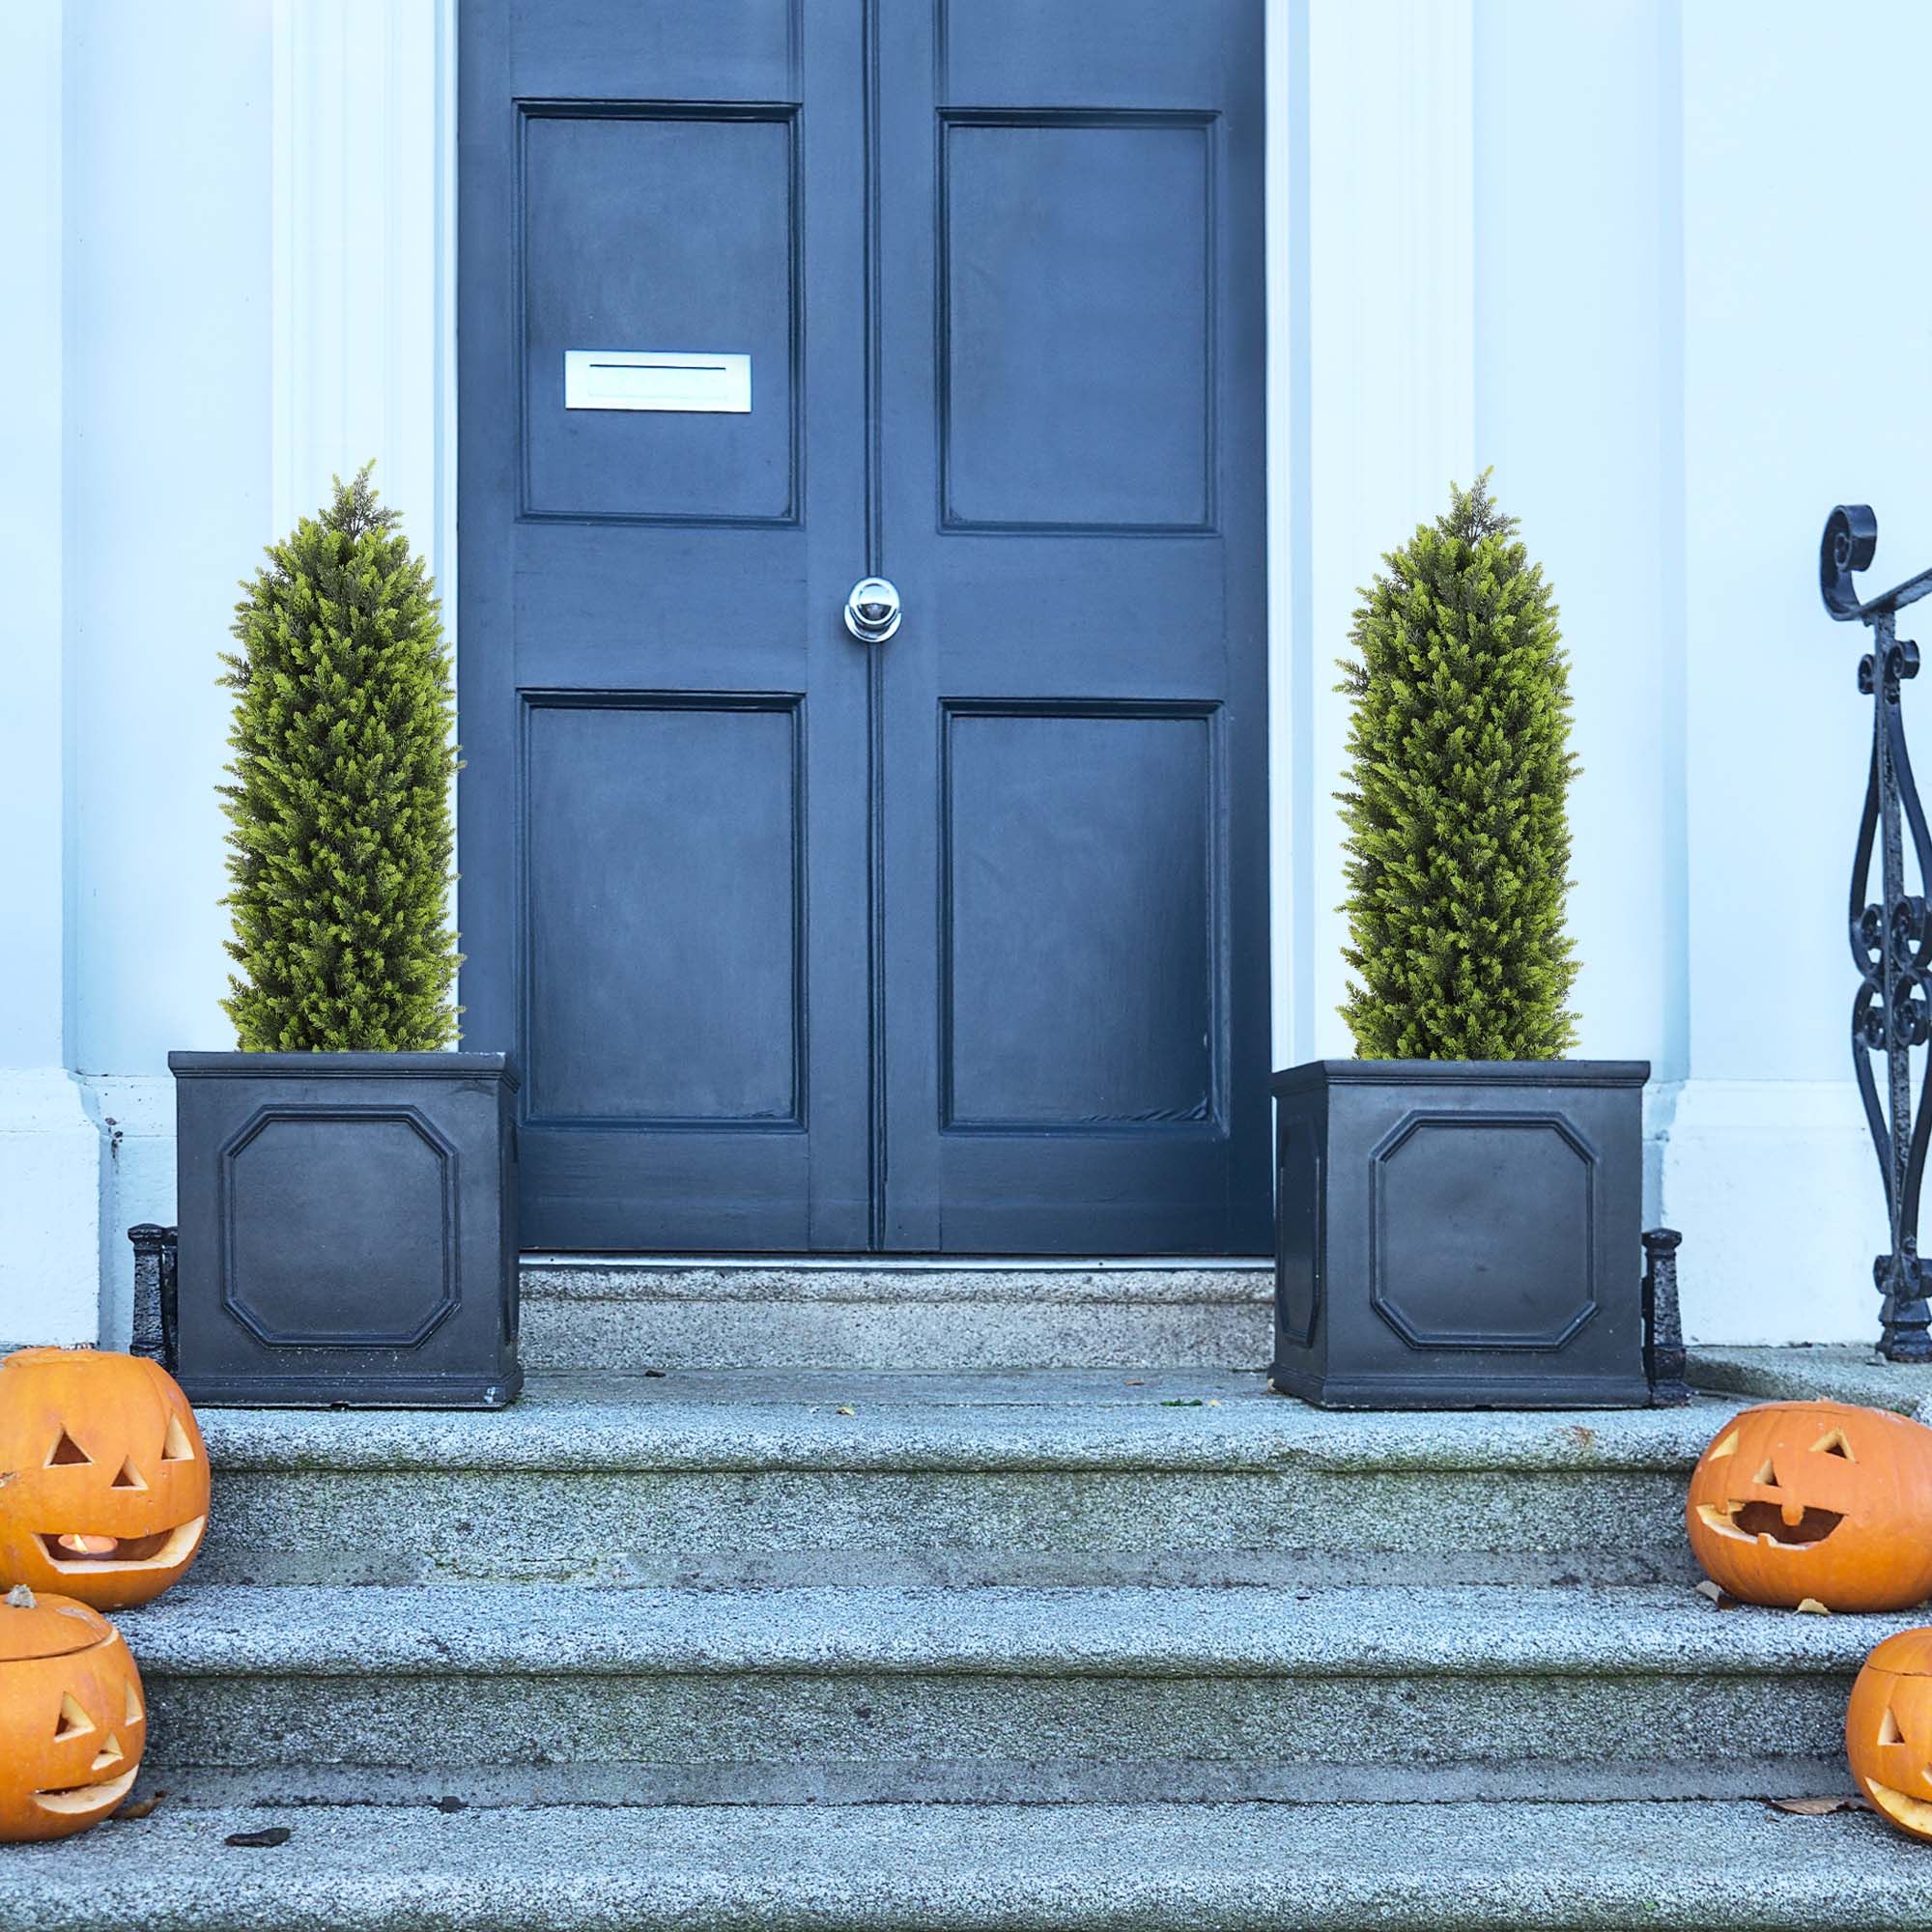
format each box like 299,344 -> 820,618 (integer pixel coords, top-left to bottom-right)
5,1584 -> 36,1609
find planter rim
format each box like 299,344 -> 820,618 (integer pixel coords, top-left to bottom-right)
1270,1057 -> 1649,1094
169,1050 -> 519,1091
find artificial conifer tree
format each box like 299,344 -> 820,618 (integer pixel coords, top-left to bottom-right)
219,467 -> 462,1051
1336,473 -> 1579,1060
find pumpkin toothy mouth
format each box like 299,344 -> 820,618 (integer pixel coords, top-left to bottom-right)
1865,1780 -> 1932,1835
1696,1501 -> 1844,1548
35,1519 -> 205,1571
32,1765 -> 138,1816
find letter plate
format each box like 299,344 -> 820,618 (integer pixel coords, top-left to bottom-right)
564,350 -> 751,413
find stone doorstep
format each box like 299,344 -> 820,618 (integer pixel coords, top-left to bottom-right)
113,1582 -> 1917,1794
516,1263 -> 1276,1371
3,1796 -> 1930,1932
190,1370 -> 1717,1589
195,1369 -> 1725,1473
116,1580 -> 1919,1682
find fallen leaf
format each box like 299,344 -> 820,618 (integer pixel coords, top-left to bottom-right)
1160,1399 -> 1205,1408
1694,1580 -> 1743,1609
1123,1379 -> 1145,1387
1797,1598 -> 1832,1615
1207,1400 -> 1222,1407
836,1406 -> 856,1416
112,1789 -> 166,1822
224,1827 -> 292,1849
1766,1795 -> 1868,1815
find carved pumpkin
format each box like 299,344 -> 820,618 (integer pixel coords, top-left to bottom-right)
1848,1627 -> 1932,1841
1686,1400 -> 1932,1612
0,1585 -> 146,1842
0,1348 -> 209,1609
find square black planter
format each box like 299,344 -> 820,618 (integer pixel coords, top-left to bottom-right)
1270,1059 -> 1650,1408
170,1052 -> 522,1408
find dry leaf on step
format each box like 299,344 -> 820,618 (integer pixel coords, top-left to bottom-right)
112,1789 -> 166,1822
836,1406 -> 856,1416
1694,1580 -> 1742,1609
1796,1598 -> 1832,1615
1765,1795 -> 1868,1815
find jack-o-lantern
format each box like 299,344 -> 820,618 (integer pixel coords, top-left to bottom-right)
0,1348 -> 209,1610
1686,1400 -> 1932,1612
1848,1627 -> 1932,1841
0,1584 -> 146,1842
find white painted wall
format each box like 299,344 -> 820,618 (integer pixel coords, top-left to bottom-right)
1,0 -> 1919,1347
1275,0 -> 1910,1344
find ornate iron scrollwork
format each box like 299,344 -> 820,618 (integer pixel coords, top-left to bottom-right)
1823,505 -> 1932,1359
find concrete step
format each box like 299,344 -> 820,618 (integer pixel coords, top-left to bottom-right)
193,1370 -> 1719,1589
115,1581 -> 1900,1802
517,1260 -> 1275,1370
3,1791 -> 1926,1930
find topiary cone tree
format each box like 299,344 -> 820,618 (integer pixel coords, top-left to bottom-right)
219,466 -> 462,1051
1335,472 -> 1579,1059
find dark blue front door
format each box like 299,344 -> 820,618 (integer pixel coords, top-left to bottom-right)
460,2 -> 1269,1255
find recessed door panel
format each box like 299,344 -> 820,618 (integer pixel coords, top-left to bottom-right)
525,700 -> 800,1124
941,117 -> 1212,532
944,707 -> 1214,1128
522,111 -> 797,525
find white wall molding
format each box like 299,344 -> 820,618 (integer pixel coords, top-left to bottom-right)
1297,0 -> 1476,1063
272,0 -> 456,592
79,1076 -> 178,1351
1653,1077 -> 1887,1346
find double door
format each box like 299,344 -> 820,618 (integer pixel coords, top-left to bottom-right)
459,1 -> 1269,1253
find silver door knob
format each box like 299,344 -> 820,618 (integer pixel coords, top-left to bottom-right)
844,577 -> 902,643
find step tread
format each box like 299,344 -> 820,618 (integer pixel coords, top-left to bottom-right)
1,1796 -> 1923,1930
519,1262 -> 1274,1304
120,1581 -> 1911,1678
196,1369 -> 1723,1472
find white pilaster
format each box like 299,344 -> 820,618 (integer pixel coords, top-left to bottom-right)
0,3 -> 99,1345
273,0 -> 456,591
1296,0 -> 1477,1063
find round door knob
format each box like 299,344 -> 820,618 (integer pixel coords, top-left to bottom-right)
844,577 -> 902,644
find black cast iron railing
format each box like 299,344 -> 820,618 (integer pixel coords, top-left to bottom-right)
1823,504 -> 1932,1360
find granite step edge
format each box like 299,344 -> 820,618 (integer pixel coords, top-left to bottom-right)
2,1796 -> 1927,1932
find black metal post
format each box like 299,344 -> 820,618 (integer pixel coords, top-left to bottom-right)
1823,505 -> 1932,1359
127,1223 -> 179,1371
1641,1228 -> 1690,1406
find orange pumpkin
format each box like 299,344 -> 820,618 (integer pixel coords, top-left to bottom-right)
1686,1400 -> 1932,1612
1848,1627 -> 1932,1841
0,1348 -> 209,1609
0,1584 -> 146,1842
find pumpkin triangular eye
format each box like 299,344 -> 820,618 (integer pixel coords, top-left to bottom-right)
90,1733 -> 125,1773
1812,1429 -> 1855,1460
1708,1429 -> 1742,1459
1883,1707 -> 1906,1746
53,1692 -> 94,1741
125,1681 -> 143,1725
1752,1458 -> 1779,1488
109,1458 -> 147,1492
46,1431 -> 91,1467
160,1415 -> 194,1463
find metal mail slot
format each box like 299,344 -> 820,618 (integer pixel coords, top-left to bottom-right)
564,350 -> 751,413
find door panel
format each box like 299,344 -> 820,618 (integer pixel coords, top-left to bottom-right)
461,3 -> 870,1252
460,0 -> 1267,1254
874,2 -> 1269,1252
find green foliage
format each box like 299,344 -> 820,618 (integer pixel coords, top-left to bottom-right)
219,467 -> 462,1051
1335,473 -> 1579,1060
